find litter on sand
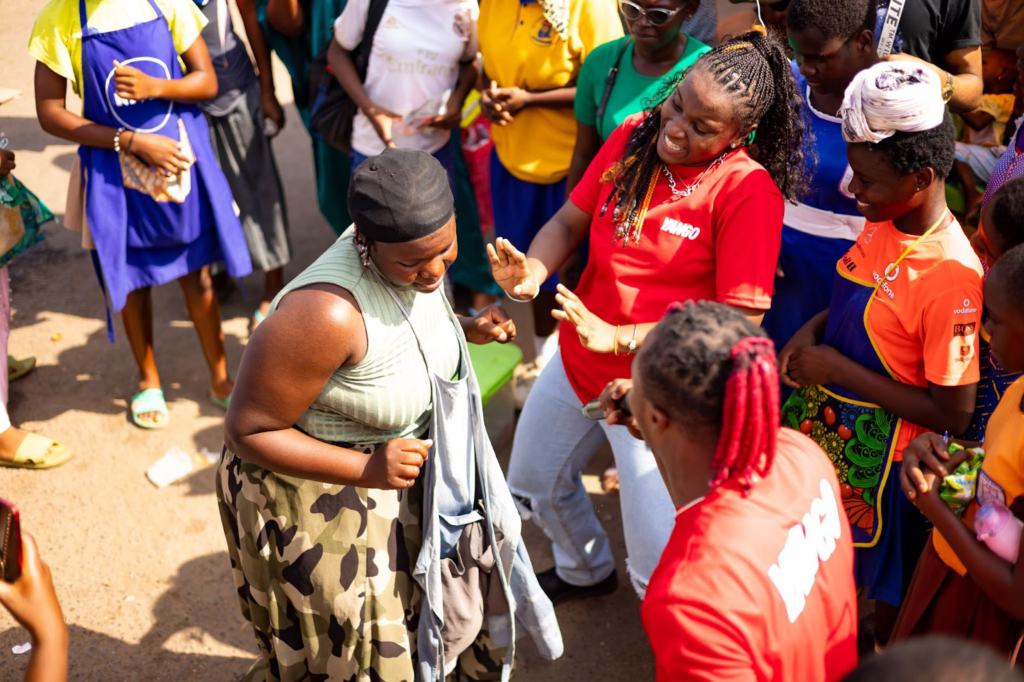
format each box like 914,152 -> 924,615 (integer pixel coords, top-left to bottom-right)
198,447 -> 221,464
145,446 -> 195,488
12,642 -> 31,655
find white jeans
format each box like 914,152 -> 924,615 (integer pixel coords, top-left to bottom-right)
507,351 -> 675,595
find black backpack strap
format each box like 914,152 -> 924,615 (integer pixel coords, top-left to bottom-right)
594,37 -> 632,130
354,0 -> 391,75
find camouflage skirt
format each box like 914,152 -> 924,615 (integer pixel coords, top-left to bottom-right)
217,449 -> 506,681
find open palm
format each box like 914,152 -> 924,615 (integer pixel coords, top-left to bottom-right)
487,238 -> 538,301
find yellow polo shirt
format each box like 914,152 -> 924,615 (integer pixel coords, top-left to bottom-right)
479,0 -> 622,185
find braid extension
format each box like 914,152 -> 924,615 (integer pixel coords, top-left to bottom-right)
641,302 -> 781,496
710,338 -> 780,494
600,31 -> 809,245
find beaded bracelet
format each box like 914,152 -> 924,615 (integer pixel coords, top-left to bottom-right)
113,126 -> 125,153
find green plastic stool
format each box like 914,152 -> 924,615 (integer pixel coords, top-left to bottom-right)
469,342 -> 523,450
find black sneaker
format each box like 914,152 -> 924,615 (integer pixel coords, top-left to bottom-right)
536,568 -> 618,605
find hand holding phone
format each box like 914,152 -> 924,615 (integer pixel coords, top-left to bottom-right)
0,497 -> 21,582
0,531 -> 67,650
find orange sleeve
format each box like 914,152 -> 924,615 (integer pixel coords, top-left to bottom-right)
921,283 -> 984,386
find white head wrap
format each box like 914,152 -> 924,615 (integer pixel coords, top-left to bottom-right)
840,62 -> 946,144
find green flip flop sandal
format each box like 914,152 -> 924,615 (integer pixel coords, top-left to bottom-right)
131,388 -> 169,430
210,392 -> 231,411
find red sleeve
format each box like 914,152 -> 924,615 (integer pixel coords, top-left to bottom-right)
714,190 -> 784,311
569,116 -> 637,215
922,282 -> 984,386
645,597 -> 758,682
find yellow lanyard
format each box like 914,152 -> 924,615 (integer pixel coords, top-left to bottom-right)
875,209 -> 949,290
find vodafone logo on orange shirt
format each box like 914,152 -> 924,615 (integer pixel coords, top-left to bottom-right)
954,299 -> 978,315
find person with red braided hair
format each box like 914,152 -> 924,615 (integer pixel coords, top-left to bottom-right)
598,300 -> 857,681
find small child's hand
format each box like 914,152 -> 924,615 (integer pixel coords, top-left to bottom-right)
900,432 -> 952,500
909,469 -> 947,519
113,60 -> 163,101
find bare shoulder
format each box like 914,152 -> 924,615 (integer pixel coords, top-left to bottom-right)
255,283 -> 368,368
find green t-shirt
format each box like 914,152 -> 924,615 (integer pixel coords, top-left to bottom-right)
575,35 -> 710,141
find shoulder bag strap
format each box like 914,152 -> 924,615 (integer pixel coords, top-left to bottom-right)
595,38 -> 633,131
354,0 -> 392,77
875,0 -> 905,57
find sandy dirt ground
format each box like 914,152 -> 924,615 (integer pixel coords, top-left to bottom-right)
0,1 -> 700,679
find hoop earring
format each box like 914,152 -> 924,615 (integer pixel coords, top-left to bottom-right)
744,130 -> 759,158
353,233 -> 371,271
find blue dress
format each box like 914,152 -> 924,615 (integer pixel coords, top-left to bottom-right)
762,64 -> 865,355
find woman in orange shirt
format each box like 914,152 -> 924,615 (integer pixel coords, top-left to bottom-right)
779,62 -> 984,643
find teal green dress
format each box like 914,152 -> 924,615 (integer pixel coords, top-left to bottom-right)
256,0 -> 352,234
450,133 -> 501,298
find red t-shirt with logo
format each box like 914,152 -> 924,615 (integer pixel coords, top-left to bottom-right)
642,429 -> 858,682
564,114 -> 784,402
836,219 -> 984,460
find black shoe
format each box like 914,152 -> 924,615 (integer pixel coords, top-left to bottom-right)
536,568 -> 618,605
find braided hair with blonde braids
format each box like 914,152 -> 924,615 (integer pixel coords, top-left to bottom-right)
600,30 -> 809,241
638,301 -> 781,494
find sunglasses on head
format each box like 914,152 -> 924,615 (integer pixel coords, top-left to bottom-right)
618,0 -> 683,27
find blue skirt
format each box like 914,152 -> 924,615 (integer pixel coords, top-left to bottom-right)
854,461 -> 932,607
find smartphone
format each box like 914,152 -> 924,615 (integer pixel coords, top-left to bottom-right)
0,498 -> 21,583
581,391 -> 632,420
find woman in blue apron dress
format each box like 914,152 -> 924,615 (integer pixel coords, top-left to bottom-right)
761,1 -> 877,369
31,0 -> 251,429
777,62 -> 985,645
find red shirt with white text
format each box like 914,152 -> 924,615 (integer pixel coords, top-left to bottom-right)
642,429 -> 858,681
564,114 -> 784,401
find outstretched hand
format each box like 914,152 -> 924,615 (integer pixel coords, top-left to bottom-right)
553,284 -> 616,354
487,238 -> 539,301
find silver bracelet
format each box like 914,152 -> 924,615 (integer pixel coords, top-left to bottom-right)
505,291 -> 538,303
113,126 -> 125,153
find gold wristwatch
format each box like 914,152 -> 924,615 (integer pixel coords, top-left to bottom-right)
941,71 -> 954,103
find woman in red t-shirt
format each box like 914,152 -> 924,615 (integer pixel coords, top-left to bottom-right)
487,30 -> 808,601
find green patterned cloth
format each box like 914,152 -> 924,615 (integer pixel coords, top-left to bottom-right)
0,175 -> 51,267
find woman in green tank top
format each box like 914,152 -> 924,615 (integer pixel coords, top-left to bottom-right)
216,150 -> 517,681
565,0 -> 710,196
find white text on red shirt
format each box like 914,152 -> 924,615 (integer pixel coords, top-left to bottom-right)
767,479 -> 843,623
